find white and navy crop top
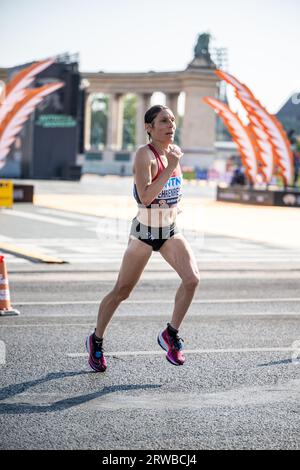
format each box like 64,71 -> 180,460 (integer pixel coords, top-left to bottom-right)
133,143 -> 182,208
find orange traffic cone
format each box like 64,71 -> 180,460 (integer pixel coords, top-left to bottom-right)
0,255 -> 20,316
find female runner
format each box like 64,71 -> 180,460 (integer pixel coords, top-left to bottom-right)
86,105 -> 200,371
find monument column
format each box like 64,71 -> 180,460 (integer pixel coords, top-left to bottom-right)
136,93 -> 152,146
181,33 -> 219,164
166,93 -> 180,122
107,93 -> 124,150
181,78 -> 217,151
84,93 -> 93,151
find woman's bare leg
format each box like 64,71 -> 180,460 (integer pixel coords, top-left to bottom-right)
159,233 -> 200,330
95,237 -> 152,338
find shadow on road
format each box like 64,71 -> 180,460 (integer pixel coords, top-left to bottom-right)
257,358 -> 293,367
0,370 -> 161,414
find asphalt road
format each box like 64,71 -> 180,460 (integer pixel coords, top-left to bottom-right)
0,181 -> 299,450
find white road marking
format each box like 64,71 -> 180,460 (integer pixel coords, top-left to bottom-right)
12,298 -> 300,306
0,234 -> 14,242
0,323 -> 94,327
1,209 -> 78,226
1,311 -> 299,320
68,347 -> 295,358
87,384 -> 300,409
36,208 -> 102,223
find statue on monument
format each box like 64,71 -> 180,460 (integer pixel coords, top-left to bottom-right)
194,33 -> 210,58
187,33 -> 215,68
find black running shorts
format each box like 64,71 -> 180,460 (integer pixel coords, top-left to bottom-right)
129,216 -> 179,251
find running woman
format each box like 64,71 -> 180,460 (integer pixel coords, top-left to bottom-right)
86,105 -> 200,371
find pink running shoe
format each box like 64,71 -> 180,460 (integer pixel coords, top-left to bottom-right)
157,325 -> 185,366
86,331 -> 107,372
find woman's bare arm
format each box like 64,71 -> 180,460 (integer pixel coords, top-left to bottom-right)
134,147 -> 179,206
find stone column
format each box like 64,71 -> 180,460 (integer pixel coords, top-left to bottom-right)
166,93 -> 179,122
84,93 -> 93,151
135,93 -> 152,147
181,80 -> 217,151
107,93 -> 124,150
144,93 -> 152,112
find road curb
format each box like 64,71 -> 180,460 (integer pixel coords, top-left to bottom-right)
0,242 -> 67,264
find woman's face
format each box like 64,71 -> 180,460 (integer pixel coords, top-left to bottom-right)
147,109 -> 176,143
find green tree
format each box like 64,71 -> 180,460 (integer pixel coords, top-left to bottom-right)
91,95 -> 108,149
123,94 -> 137,150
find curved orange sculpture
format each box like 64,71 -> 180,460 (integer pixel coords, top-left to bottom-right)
203,96 -> 258,184
0,60 -> 64,170
215,70 -> 293,186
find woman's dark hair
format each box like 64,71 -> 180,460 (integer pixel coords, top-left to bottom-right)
144,105 -> 169,141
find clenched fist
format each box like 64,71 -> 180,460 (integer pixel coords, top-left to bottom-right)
166,144 -> 183,169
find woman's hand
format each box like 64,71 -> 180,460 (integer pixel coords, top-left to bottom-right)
166,144 -> 183,168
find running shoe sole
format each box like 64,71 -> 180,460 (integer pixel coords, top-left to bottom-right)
166,354 -> 182,366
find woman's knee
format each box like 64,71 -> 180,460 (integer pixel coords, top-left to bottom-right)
183,272 -> 201,291
113,283 -> 134,302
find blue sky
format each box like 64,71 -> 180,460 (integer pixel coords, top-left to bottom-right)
1,0 -> 299,113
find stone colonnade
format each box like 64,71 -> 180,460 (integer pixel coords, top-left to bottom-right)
82,68 -> 218,167
84,91 -> 180,151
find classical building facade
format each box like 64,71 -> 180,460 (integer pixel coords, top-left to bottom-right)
81,34 -> 219,173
